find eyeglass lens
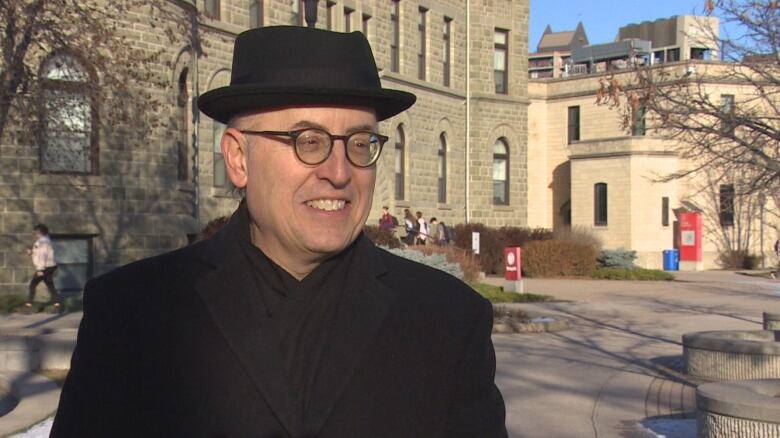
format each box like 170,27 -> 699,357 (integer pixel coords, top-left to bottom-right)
296,129 -> 381,167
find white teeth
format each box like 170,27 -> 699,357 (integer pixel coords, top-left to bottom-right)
306,199 -> 346,211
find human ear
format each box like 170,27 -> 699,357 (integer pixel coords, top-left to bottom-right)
221,128 -> 249,188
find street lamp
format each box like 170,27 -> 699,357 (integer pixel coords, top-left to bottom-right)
303,0 -> 319,28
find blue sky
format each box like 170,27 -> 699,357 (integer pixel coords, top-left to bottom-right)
529,0 -> 709,50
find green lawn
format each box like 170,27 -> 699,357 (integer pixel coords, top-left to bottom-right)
469,282 -> 554,303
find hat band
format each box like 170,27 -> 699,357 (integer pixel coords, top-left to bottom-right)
232,67 -> 380,89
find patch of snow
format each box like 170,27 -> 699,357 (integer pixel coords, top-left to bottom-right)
530,317 -> 555,323
9,418 -> 52,438
638,418 -> 696,438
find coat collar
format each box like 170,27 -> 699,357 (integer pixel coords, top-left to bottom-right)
193,203 -> 395,437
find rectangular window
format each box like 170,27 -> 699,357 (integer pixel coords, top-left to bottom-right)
662,196 -> 669,226
653,50 -> 665,64
720,94 -> 735,134
249,0 -> 263,28
632,102 -> 646,136
391,1 -> 400,73
494,29 -> 508,94
51,236 -> 94,295
443,17 -> 452,87
326,1 -> 336,30
418,7 -> 427,80
362,13 -> 370,36
568,106 -> 580,144
719,184 -> 735,226
667,48 -> 680,62
204,0 -> 220,19
213,121 -> 228,187
690,48 -> 710,60
344,7 -> 353,32
594,183 -> 608,226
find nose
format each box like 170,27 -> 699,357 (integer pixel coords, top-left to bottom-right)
314,139 -> 352,187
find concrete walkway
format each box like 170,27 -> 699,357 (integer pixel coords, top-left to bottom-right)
1,271 -> 778,437
492,271 -> 780,438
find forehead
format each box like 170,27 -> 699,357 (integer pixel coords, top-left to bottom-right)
235,105 -> 378,128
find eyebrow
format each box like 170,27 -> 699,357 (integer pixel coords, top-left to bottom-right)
289,120 -> 377,134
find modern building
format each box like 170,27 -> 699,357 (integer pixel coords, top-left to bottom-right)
528,22 -> 589,79
0,0 -> 530,295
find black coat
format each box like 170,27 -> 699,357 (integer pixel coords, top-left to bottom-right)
51,211 -> 507,437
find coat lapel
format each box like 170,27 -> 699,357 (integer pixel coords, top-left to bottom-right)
303,237 -> 396,435
193,209 -> 303,437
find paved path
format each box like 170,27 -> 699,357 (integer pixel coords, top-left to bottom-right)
491,271 -> 780,438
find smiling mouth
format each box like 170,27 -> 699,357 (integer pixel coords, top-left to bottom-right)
305,199 -> 348,211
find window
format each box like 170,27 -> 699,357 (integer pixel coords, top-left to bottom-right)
391,1 -> 400,73
443,17 -> 452,87
662,197 -> 670,227
690,48 -> 710,60
632,102 -> 646,136
567,106 -> 580,144
492,139 -> 509,205
394,125 -> 405,200
344,7 -> 353,32
177,68 -> 189,181
719,184 -> 735,226
39,53 -> 96,174
494,29 -> 508,94
362,13 -> 370,36
213,121 -> 228,187
326,1 -> 336,30
653,50 -> 665,64
720,94 -> 735,134
594,183 -> 608,226
438,133 -> 447,203
51,236 -> 94,295
418,7 -> 427,80
204,0 -> 220,19
249,0 -> 264,28
667,48 -> 680,62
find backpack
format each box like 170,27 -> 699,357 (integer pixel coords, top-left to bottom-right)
392,215 -> 399,227
441,223 -> 453,243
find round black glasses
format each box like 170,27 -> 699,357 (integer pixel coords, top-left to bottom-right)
239,128 -> 388,168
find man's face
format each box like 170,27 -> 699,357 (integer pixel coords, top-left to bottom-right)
227,106 -> 378,272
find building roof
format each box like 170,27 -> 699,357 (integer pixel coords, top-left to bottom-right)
534,22 -> 589,54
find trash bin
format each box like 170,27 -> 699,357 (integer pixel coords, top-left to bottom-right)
663,249 -> 679,271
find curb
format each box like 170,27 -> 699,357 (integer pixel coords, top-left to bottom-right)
0,371 -> 59,437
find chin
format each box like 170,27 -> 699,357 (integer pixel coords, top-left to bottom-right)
304,229 -> 360,256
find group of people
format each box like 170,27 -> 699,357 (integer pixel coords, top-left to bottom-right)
380,207 -> 452,246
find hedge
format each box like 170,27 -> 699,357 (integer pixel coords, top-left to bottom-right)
451,223 -> 553,275
522,240 -> 598,278
592,267 -> 674,281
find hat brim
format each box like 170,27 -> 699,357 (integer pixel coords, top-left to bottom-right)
198,85 -> 416,123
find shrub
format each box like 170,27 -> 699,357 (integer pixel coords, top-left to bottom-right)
414,245 -> 481,282
598,248 -> 637,269
469,282 -> 553,303
385,247 -> 463,279
451,223 -> 553,275
592,267 -> 674,281
552,226 -> 602,253
522,240 -> 597,278
717,250 -> 763,270
363,225 -> 402,249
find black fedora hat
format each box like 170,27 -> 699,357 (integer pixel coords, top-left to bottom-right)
198,26 -> 416,123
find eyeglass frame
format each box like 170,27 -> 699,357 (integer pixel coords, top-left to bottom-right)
238,128 -> 389,168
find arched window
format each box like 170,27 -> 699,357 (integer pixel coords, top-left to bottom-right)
438,133 -> 447,203
492,138 -> 509,205
249,0 -> 264,28
207,71 -> 230,188
594,183 -> 608,226
177,68 -> 189,181
394,125 -> 405,200
39,53 -> 96,173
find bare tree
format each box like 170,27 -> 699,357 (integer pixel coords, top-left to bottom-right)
596,0 -> 780,197
0,0 -> 201,152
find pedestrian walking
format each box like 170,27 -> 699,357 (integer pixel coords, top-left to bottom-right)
26,224 -> 60,309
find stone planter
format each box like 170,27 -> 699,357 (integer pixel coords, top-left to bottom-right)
697,379 -> 780,437
764,312 -> 780,331
683,330 -> 780,380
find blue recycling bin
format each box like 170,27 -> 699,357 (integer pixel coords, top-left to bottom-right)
663,249 -> 679,271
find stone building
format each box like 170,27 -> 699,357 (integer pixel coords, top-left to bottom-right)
0,0 -> 529,295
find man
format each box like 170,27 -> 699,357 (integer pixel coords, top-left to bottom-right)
26,224 -> 61,309
415,210 -> 428,245
52,27 -> 506,437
